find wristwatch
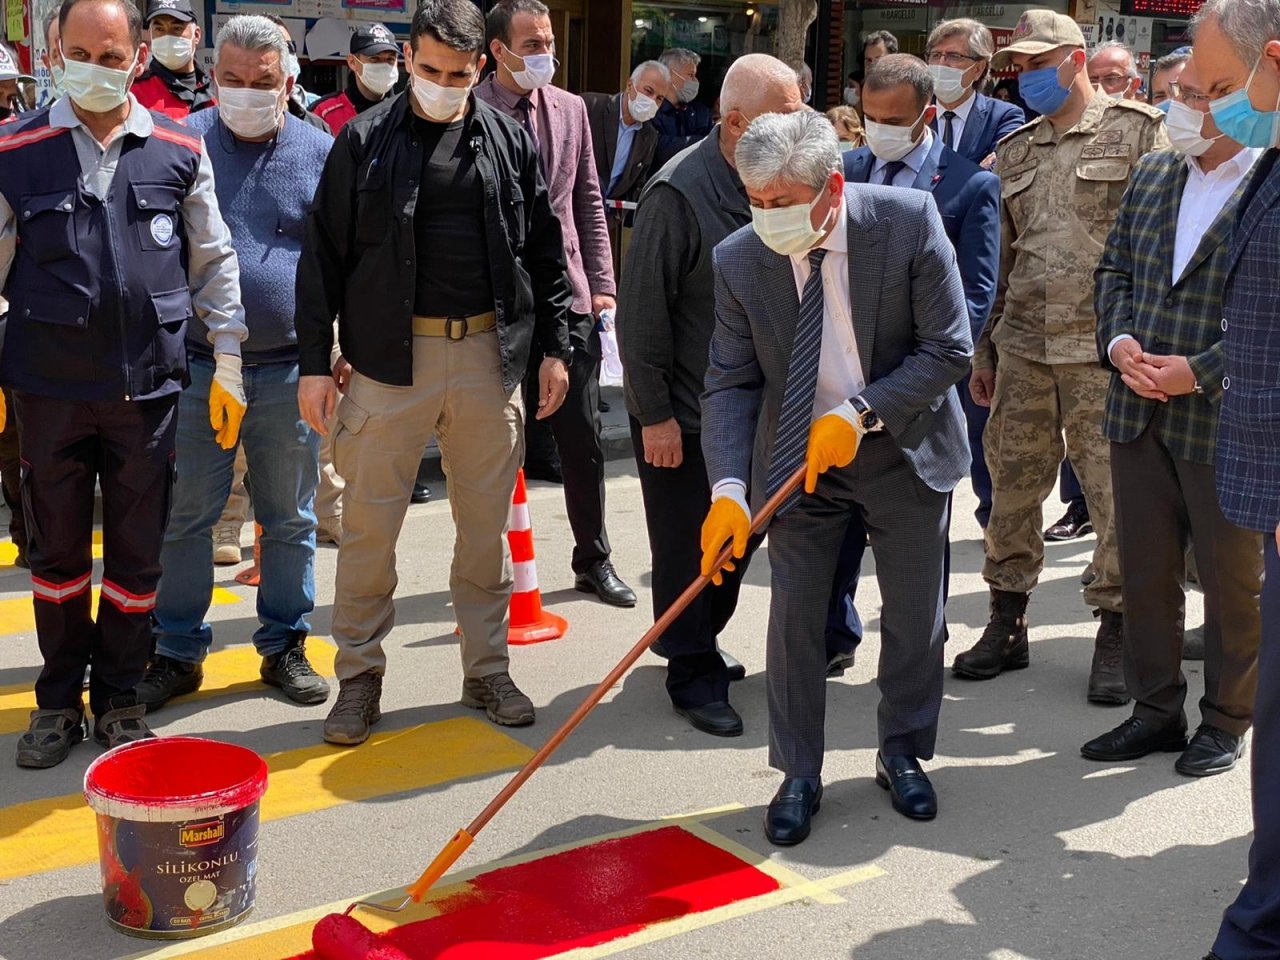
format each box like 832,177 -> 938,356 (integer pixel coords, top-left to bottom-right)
850,396 -> 883,434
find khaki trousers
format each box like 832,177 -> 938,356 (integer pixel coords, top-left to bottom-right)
314,431 -> 344,522
982,351 -> 1122,612
330,331 -> 522,682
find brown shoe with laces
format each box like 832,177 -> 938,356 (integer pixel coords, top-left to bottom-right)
323,671 -> 382,745
461,672 -> 535,727
1088,610 -> 1129,705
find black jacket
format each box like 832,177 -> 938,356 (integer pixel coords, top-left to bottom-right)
296,92 -> 572,390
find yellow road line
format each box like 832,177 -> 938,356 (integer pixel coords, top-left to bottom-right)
0,716 -> 533,882
0,583 -> 241,636
0,589 -> 249,736
680,818 -> 846,905
0,531 -> 104,568
125,818 -> 885,960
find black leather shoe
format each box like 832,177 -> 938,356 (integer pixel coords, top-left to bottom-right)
524,460 -> 564,484
875,752 -> 937,820
1081,715 -> 1188,761
410,482 -> 431,504
1045,504 -> 1093,541
764,778 -> 822,845
1176,724 -> 1244,777
574,559 -> 637,607
827,652 -> 856,677
720,647 -> 746,682
674,700 -> 743,737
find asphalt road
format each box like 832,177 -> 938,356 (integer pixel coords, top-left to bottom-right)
0,408 -> 1250,960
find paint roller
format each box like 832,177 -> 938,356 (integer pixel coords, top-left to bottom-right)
311,465 -> 808,960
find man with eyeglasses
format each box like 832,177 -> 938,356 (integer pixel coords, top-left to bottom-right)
1084,52 -> 1262,778
953,10 -> 1169,704
1088,40 -> 1143,100
1150,49 -> 1190,109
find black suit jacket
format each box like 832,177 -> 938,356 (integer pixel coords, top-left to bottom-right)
582,92 -> 659,202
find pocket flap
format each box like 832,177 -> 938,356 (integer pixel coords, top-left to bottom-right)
337,395 -> 370,435
503,182 -> 525,204
131,181 -> 185,213
149,287 -> 194,328
19,190 -> 75,220
1075,160 -> 1130,182
1000,168 -> 1037,198
18,287 -> 91,328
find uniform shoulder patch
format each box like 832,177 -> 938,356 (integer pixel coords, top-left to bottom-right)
997,116 -> 1040,148
1112,98 -> 1167,121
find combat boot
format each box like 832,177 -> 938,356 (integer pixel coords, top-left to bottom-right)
323,671 -> 382,745
1088,610 -> 1129,705
952,589 -> 1030,680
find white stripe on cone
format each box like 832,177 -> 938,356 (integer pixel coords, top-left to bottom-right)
510,502 -> 531,532
513,559 -> 538,594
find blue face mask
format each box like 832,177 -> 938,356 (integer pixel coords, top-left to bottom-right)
1209,57 -> 1280,149
1018,54 -> 1074,117
1157,99 -> 1172,114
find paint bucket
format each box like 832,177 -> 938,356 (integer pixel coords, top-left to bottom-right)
83,737 -> 268,939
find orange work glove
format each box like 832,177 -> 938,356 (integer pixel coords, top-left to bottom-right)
0,389 -> 7,434
700,491 -> 750,586
210,354 -> 248,451
805,410 -> 861,493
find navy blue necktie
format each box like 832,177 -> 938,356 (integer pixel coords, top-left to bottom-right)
767,247 -> 828,515
879,160 -> 906,185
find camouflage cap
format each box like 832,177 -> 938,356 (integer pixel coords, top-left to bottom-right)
992,10 -> 1086,69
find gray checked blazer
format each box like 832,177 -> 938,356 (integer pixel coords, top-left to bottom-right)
701,183 -> 973,511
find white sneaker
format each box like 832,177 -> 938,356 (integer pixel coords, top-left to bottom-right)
213,524 -> 243,565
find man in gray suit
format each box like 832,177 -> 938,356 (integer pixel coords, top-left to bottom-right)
701,111 -> 972,846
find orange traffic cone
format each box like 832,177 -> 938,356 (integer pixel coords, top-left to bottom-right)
506,469 -> 567,645
235,523 -> 262,588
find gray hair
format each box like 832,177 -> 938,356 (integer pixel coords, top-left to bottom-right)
865,53 -> 935,110
659,47 -> 701,72
1090,40 -> 1140,77
630,59 -> 670,86
736,110 -> 840,194
721,52 -> 800,116
1195,0 -> 1280,62
926,18 -> 994,62
1153,50 -> 1191,73
215,14 -> 289,68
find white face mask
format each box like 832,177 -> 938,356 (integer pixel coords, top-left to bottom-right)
412,72 -> 471,121
504,45 -> 556,90
843,86 -> 860,106
60,47 -> 137,113
359,61 -> 398,96
1165,99 -> 1223,157
217,84 -> 284,139
865,106 -> 927,163
628,89 -> 659,123
750,188 -> 830,257
151,34 -> 194,71
928,63 -> 972,104
285,53 -> 302,83
676,75 -> 700,103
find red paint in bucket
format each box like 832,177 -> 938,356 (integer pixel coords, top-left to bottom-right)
84,737 -> 268,939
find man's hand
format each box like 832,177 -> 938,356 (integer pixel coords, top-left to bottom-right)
1111,338 -> 1168,401
591,294 -> 616,318
1274,520 -> 1279,558
299,374 -> 338,436
980,151 -> 998,171
209,354 -> 247,450
805,410 -> 860,493
642,418 -> 683,468
332,356 -> 353,394
1145,353 -> 1198,397
536,356 -> 570,420
700,492 -> 750,586
970,368 -> 996,407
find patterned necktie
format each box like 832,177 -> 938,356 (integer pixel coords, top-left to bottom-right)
879,160 -> 906,185
942,110 -> 957,150
767,247 -> 828,515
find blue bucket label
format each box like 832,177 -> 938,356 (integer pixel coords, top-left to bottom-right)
94,802 -> 260,938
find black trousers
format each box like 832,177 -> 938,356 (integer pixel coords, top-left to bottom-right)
1111,422 -> 1262,737
630,418 -> 755,708
0,386 -> 25,550
15,392 -> 178,715
523,319 -> 609,574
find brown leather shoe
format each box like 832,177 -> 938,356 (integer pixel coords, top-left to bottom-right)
1088,610 -> 1129,705
323,671 -> 382,745
953,589 -> 1030,680
462,672 -> 535,727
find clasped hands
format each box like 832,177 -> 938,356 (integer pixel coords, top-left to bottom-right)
1111,339 -> 1197,402
699,409 -> 861,584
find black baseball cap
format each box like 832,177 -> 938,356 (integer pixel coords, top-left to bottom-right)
350,23 -> 398,57
145,0 -> 196,24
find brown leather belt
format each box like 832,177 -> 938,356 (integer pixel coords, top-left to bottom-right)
411,312 -> 497,340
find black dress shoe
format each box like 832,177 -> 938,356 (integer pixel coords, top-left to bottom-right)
574,559 -> 637,607
1081,715 -> 1188,762
410,482 -> 431,504
1045,504 -> 1093,541
720,647 -> 746,682
764,778 -> 822,845
524,460 -> 564,484
674,700 -> 743,737
827,652 -> 856,677
875,752 -> 937,820
1176,724 -> 1244,777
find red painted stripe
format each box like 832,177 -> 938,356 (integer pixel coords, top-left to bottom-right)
0,125 -> 66,154
290,825 -> 780,960
151,126 -> 202,154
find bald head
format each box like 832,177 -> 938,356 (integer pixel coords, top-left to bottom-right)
721,53 -> 803,118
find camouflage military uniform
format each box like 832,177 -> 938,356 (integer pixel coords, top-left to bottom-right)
975,93 -> 1170,612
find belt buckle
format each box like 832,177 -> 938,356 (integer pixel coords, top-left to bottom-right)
445,315 -> 469,341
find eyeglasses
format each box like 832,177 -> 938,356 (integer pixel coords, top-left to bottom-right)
1090,72 -> 1132,92
927,51 -> 978,67
1168,81 -> 1212,107
285,40 -> 297,54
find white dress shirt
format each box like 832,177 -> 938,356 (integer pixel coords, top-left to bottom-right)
936,92 -> 975,151
1106,147 -> 1261,362
871,128 -> 933,187
711,196 -> 864,508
